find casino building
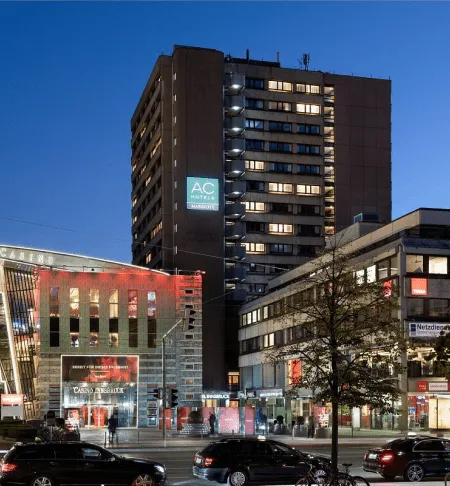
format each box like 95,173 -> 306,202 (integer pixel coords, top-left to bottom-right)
0,245 -> 202,427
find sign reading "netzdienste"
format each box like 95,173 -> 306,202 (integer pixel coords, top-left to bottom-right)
186,177 -> 219,211
409,322 -> 450,338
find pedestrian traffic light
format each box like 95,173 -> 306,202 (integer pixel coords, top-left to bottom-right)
151,387 -> 162,399
182,308 -> 197,331
170,388 -> 179,408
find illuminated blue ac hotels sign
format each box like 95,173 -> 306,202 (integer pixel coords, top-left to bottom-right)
186,177 -> 219,211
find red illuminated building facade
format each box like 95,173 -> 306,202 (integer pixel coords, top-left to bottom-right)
238,208 -> 450,433
0,245 -> 202,426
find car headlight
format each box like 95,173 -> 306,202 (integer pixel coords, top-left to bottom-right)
154,465 -> 165,474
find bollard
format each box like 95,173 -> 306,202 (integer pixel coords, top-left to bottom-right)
104,431 -> 107,447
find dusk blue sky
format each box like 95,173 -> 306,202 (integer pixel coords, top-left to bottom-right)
1,2 -> 449,264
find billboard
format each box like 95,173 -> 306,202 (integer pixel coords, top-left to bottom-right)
62,356 -> 138,383
409,322 -> 450,339
186,177 -> 219,211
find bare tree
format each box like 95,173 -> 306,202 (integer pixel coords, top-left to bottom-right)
266,241 -> 406,476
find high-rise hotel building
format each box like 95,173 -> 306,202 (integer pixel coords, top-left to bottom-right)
130,45 -> 391,390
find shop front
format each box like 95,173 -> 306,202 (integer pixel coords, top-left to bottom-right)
409,380 -> 450,432
61,355 -> 138,428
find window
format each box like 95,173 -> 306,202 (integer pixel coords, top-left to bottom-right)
297,184 -> 320,195
148,318 -> 156,348
269,223 -> 293,234
246,181 -> 265,192
263,333 -> 275,348
109,317 -> 118,348
50,287 -> 59,317
298,245 -> 317,256
429,256 -> 447,274
406,255 -> 424,273
50,317 -> 59,347
245,242 -> 265,253
70,316 -> 79,348
246,98 -> 264,110
245,160 -> 264,171
248,263 -> 265,273
298,144 -> 320,155
407,298 -> 424,317
147,291 -> 156,318
429,299 -> 450,317
269,121 -> 292,132
296,84 -> 320,94
90,317 -> 99,348
378,260 -> 390,280
70,288 -> 79,318
296,103 -> 321,115
270,202 -> 292,213
89,288 -> 99,318
268,101 -> 291,112
298,204 -> 320,215
246,78 -> 264,89
269,182 -> 293,193
129,318 -> 138,348
109,289 -> 119,347
128,290 -> 138,318
245,201 -> 265,212
298,225 -> 321,236
269,142 -> 291,153
245,119 -> 264,130
246,221 -> 265,233
269,162 -> 292,173
297,124 -> 320,135
269,244 -> 293,254
298,164 -> 320,175
268,80 -> 292,92
245,139 -> 264,151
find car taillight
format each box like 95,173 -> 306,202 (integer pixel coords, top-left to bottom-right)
1,463 -> 17,473
204,457 -> 215,467
379,451 -> 395,463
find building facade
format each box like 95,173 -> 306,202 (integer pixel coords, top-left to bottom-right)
238,209 -> 450,432
0,245 -> 202,426
130,45 -> 392,389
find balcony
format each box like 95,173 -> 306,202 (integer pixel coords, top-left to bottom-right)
224,116 -> 245,136
225,266 -> 247,281
224,95 -> 245,116
225,180 -> 246,198
225,287 -> 247,302
225,138 -> 245,157
225,159 -> 246,178
224,73 -> 245,94
225,245 -> 246,260
225,222 -> 246,240
225,202 -> 245,219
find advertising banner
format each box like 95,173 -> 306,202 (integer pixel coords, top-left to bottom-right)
409,322 -> 450,339
244,407 -> 255,435
411,278 -> 428,296
428,382 -> 448,392
186,177 -> 219,211
218,407 -> 239,434
62,356 -> 138,383
1,394 -> 23,406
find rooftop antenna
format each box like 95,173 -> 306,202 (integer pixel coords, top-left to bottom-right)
302,53 -> 310,71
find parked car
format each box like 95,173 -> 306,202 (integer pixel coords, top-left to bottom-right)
193,437 -> 330,486
0,441 -> 166,486
363,435 -> 450,481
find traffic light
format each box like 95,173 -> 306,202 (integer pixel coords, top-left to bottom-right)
170,388 -> 179,408
183,308 -> 197,331
151,387 -> 162,399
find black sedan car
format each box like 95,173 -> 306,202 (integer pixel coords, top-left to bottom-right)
0,442 -> 166,486
193,437 -> 330,486
363,436 -> 450,481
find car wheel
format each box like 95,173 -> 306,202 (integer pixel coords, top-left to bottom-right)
31,476 -> 55,486
228,469 -> 248,486
131,474 -> 156,486
404,463 -> 425,482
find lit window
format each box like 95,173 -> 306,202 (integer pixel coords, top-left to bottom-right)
245,160 -> 264,171
406,255 -> 424,273
245,201 -> 265,212
296,84 -> 320,94
268,101 -> 291,112
89,289 -> 99,318
245,119 -> 264,130
145,175 -> 151,186
132,197 -> 137,208
245,242 -> 265,253
133,216 -> 137,224
296,103 -> 321,115
109,289 -> 118,318
145,253 -> 152,264
128,290 -> 138,318
429,256 -> 447,274
70,288 -> 79,318
268,81 -> 292,92
269,182 -> 293,193
269,223 -> 293,234
296,184 -> 320,195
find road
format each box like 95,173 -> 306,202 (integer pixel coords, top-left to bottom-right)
117,445 -> 446,485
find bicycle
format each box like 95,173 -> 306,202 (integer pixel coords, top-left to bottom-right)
295,462 -> 370,486
340,463 -> 370,486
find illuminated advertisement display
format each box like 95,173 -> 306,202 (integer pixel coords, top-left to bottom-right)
62,355 -> 138,383
186,177 -> 219,211
411,278 -> 428,296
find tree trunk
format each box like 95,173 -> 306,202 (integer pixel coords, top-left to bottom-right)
331,396 -> 339,477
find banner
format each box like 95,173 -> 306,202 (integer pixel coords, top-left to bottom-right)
409,322 -> 450,339
62,356 -> 138,382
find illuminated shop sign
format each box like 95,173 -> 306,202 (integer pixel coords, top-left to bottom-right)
62,355 -> 138,383
1,394 -> 24,406
411,278 -> 428,296
0,247 -> 54,266
409,322 -> 450,339
202,393 -> 230,400
186,177 -> 219,211
257,389 -> 284,398
428,382 -> 448,392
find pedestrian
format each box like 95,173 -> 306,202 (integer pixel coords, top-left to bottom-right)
261,413 -> 268,435
108,415 -> 117,443
307,415 -> 315,439
209,412 -> 216,435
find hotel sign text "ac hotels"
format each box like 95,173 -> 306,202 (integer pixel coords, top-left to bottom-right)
186,177 -> 219,211
0,247 -> 54,266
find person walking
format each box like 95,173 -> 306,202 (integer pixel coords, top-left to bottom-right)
261,413 -> 268,436
209,412 -> 216,435
108,415 -> 118,444
307,415 -> 315,439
